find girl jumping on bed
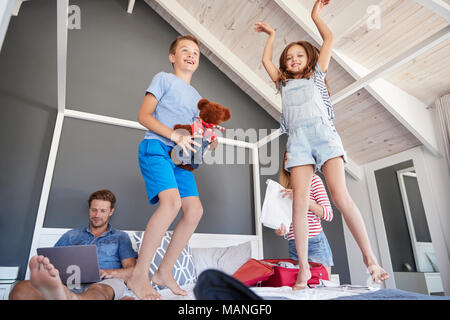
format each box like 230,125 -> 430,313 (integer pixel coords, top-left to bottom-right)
255,0 -> 389,290
275,152 -> 334,279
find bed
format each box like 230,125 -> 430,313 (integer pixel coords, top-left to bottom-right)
26,227 -> 449,300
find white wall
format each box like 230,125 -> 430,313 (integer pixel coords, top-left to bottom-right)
421,148 -> 450,294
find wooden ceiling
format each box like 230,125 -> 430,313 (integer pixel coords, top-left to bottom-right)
144,0 -> 449,165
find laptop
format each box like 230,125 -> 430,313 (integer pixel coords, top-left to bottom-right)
36,245 -> 101,285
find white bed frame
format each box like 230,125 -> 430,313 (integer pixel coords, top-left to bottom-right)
33,228 -> 260,259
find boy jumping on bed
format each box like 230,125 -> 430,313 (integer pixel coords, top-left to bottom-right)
126,35 -> 204,300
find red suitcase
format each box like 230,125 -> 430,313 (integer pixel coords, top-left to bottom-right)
233,258 -> 328,287
260,259 -> 329,287
232,258 -> 274,286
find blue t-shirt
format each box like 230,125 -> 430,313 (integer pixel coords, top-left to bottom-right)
54,225 -> 137,270
144,72 -> 202,147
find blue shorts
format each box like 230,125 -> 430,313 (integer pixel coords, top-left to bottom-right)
138,139 -> 199,205
285,116 -> 347,173
288,231 -> 334,267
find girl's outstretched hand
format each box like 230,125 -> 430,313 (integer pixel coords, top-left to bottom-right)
254,22 -> 275,36
312,0 -> 330,18
275,223 -> 287,237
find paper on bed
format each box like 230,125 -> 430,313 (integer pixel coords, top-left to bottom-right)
260,179 -> 292,230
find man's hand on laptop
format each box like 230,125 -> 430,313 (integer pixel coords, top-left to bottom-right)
100,269 -> 118,280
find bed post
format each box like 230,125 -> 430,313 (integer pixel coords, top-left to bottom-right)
251,145 -> 264,259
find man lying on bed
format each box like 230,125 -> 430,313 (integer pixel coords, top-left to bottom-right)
9,189 -> 138,300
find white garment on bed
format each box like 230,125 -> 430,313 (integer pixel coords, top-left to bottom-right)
260,179 -> 292,230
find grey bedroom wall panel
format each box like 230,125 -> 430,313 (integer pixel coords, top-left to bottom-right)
44,117 -> 255,236
0,0 -> 58,281
66,0 -> 272,133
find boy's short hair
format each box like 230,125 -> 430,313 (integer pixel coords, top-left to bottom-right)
169,35 -> 200,55
88,189 -> 116,209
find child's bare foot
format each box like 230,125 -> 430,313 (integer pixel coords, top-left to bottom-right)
368,264 -> 389,284
152,269 -> 187,296
29,255 -> 76,300
126,271 -> 162,300
292,267 -> 311,290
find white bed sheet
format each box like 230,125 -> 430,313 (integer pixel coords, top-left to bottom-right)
123,284 -> 378,300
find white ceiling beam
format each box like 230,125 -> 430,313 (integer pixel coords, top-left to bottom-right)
274,0 -> 442,156
11,0 -> 24,16
413,0 -> 450,21
332,25 -> 450,105
337,52 -> 441,157
148,0 -> 281,114
127,0 -> 135,14
0,0 -> 15,52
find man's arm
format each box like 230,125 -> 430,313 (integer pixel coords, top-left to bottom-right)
99,257 -> 136,282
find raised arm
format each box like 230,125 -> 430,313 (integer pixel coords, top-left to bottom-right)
254,22 -> 281,84
311,0 -> 333,73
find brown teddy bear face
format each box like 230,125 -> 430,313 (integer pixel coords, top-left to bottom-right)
198,99 -> 231,125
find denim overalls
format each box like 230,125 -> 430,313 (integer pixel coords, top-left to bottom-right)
280,73 -> 347,172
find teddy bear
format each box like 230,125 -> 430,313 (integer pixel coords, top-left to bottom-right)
170,98 -> 232,171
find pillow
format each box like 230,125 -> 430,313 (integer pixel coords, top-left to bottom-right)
191,241 -> 252,276
132,231 -> 197,290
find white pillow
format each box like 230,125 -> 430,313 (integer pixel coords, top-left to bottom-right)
191,241 -> 251,276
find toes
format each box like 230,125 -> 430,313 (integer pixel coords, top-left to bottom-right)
48,267 -> 59,278
45,263 -> 58,277
292,283 -> 307,290
29,256 -> 40,270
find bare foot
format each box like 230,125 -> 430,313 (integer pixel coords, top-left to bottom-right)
368,264 -> 389,284
29,255 -> 75,300
152,269 -> 187,296
126,271 -> 162,300
292,266 -> 311,291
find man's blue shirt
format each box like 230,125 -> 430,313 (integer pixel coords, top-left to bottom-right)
54,225 -> 137,270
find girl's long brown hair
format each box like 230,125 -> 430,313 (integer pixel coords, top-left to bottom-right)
278,41 -> 330,93
279,152 -> 291,189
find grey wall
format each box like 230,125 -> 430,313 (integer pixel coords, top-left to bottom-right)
374,160 -> 428,272
0,0 -> 349,283
0,0 -> 58,282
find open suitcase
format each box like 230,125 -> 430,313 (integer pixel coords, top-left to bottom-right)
232,258 -> 329,287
